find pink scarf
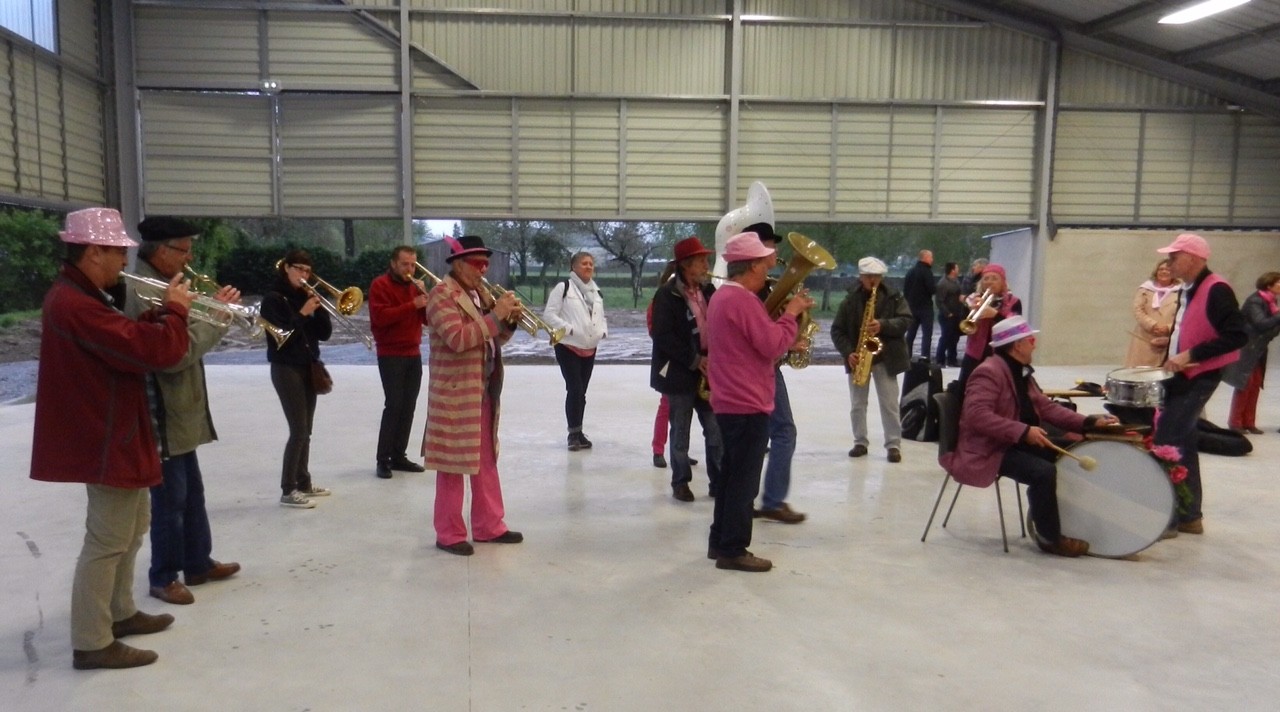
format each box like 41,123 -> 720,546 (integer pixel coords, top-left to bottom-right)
1140,280 -> 1180,309
1261,288 -> 1279,315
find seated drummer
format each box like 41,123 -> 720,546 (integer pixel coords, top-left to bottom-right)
941,316 -> 1118,557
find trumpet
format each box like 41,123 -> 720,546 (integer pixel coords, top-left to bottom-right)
274,259 -> 373,350
480,277 -> 565,346
959,289 -> 996,335
121,272 -> 293,347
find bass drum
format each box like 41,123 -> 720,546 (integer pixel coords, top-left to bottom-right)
1056,440 -> 1174,559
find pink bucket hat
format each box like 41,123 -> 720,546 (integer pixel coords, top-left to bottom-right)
722,232 -> 776,263
59,207 -> 138,247
1157,233 -> 1210,260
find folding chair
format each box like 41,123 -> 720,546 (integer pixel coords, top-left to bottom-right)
921,392 -> 1025,552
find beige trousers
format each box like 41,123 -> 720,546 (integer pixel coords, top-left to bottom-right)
71,485 -> 150,651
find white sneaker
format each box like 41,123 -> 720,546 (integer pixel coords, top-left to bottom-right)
299,486 -> 331,497
280,491 -> 317,508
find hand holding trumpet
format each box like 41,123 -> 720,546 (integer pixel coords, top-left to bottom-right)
163,273 -> 195,310
490,290 -> 522,323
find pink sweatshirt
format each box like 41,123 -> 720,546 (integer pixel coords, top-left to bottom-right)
706,282 -> 799,415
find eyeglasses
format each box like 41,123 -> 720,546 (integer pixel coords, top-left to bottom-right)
287,264 -> 312,275
163,244 -> 193,255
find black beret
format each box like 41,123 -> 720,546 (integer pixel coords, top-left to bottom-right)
137,216 -> 201,242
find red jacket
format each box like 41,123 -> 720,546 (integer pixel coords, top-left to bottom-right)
941,355 -> 1085,488
30,265 -> 190,488
369,271 -> 426,357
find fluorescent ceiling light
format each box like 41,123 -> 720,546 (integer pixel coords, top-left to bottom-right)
1159,0 -> 1252,24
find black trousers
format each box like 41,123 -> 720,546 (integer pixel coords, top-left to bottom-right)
271,362 -> 316,495
999,444 -> 1061,541
709,413 -> 770,558
553,343 -> 595,432
907,308 -> 934,360
376,355 -> 423,464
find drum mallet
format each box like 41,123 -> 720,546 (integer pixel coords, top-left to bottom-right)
1046,442 -> 1097,471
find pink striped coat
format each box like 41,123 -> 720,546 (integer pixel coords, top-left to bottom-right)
422,275 -> 512,474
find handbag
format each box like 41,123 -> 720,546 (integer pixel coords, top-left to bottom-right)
310,360 -> 333,395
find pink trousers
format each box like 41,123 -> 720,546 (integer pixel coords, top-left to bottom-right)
434,397 -> 508,545
651,395 -> 670,455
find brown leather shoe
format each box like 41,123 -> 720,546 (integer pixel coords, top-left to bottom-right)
149,581 -> 194,605
672,483 -> 695,502
715,553 -> 773,572
1177,518 -> 1204,535
1046,536 -> 1090,558
475,530 -> 523,544
436,541 -> 474,556
185,560 -> 240,586
887,448 -> 902,463
111,611 -> 174,638
848,445 -> 868,458
73,641 -> 158,670
755,503 -> 806,524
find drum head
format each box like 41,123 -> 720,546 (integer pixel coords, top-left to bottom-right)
1056,440 -> 1175,558
1106,367 -> 1172,383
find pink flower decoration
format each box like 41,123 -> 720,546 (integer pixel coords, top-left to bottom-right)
1169,465 -> 1188,484
1151,444 -> 1182,462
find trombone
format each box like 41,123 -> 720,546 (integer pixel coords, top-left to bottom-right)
121,272 -> 293,347
273,259 -> 373,350
481,277 -> 565,346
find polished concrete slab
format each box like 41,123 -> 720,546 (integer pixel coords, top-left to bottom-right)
2,363 -> 1277,711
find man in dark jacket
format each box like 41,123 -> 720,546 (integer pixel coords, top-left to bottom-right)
831,257 -> 914,463
934,261 -> 964,367
31,208 -> 193,670
902,249 -> 936,360
651,237 -> 722,502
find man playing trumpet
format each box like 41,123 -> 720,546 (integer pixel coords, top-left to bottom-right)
942,316 -> 1118,557
369,245 -> 429,480
423,236 -> 524,556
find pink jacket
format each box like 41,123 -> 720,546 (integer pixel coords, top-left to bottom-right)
940,355 -> 1085,488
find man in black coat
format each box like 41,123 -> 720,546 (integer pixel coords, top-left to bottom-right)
903,249 -> 936,360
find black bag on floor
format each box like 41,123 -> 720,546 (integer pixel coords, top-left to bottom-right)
900,357 -> 943,442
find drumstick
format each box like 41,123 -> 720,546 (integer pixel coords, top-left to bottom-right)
1046,441 -> 1097,471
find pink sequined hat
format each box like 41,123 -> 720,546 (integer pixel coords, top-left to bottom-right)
59,208 -> 138,247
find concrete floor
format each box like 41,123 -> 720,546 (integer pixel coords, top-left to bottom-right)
2,363 -> 1277,711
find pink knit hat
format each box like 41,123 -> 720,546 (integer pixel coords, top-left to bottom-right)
982,263 -> 1007,281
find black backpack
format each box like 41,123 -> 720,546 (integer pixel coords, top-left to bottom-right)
900,357 -> 943,442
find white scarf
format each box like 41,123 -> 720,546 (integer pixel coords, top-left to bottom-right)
570,271 -> 599,311
1140,279 -> 1180,309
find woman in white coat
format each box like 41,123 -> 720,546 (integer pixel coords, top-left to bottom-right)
543,252 -> 608,450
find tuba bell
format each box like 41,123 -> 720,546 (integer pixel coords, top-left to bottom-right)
763,232 -> 837,369
712,181 -> 774,284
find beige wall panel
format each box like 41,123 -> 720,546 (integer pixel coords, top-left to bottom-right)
895,27 -> 1043,103
140,94 -> 273,216
738,105 -> 832,215
411,17 -> 571,93
834,107 -> 892,217
1138,114 -> 1234,224
135,9 -> 259,89
415,98 -> 514,215
744,0 -> 953,22
280,96 -> 399,217
1037,229 -> 1279,366
516,101 -> 621,214
63,74 -> 105,204
1053,112 -> 1141,222
1059,49 -> 1222,109
35,62 -> 65,198
268,14 -> 398,91
561,102 -> 620,213
743,26 -> 893,100
572,0 -> 723,12
624,102 -> 724,215
414,0 -> 574,9
936,109 -> 1034,220
11,49 -> 43,196
58,0 -> 99,74
0,43 -> 15,192
1233,116 -> 1280,222
573,20 -> 722,96
886,109 -> 935,219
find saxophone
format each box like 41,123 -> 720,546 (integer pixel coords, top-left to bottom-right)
850,286 -> 883,387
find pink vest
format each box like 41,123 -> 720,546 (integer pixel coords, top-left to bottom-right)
1177,273 -> 1240,378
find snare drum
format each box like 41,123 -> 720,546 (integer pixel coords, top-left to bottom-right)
1104,367 -> 1171,408
1056,440 -> 1174,558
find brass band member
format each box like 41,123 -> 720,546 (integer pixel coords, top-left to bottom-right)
124,217 -> 241,606
423,236 -> 524,556
831,257 -> 913,463
369,245 -> 429,479
956,263 -> 1021,389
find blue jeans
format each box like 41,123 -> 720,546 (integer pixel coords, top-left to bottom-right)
710,413 -> 770,557
1153,373 -> 1221,523
760,370 -> 796,511
149,451 -> 214,588
666,391 -> 722,493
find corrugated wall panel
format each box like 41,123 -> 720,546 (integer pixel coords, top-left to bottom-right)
0,43 -> 15,192
416,0 -> 575,9
624,102 -> 724,215
135,9 -> 259,89
140,93 -> 273,216
745,0 -> 955,21
1053,112 -> 1141,222
743,26 -> 894,100
936,109 -> 1035,219
1233,116 -> 1280,222
834,107 -> 892,217
516,100 -> 621,214
1059,50 -> 1222,109
567,102 -> 621,212
415,98 -> 515,215
1138,114 -> 1234,223
738,105 -> 832,215
886,109 -> 936,219
895,27 -> 1043,103
12,49 -> 43,196
280,95 -> 399,217
411,17 -> 571,94
58,0 -> 98,74
63,74 -> 105,204
268,14 -> 398,91
573,20 -> 722,96
35,61 -> 65,198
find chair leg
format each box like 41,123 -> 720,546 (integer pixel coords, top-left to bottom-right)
921,473 -> 952,542
941,482 -> 963,528
1015,482 -> 1026,538
994,479 -> 1010,553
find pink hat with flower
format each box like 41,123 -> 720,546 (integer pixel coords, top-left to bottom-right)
722,232 -> 776,263
59,207 -> 138,247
